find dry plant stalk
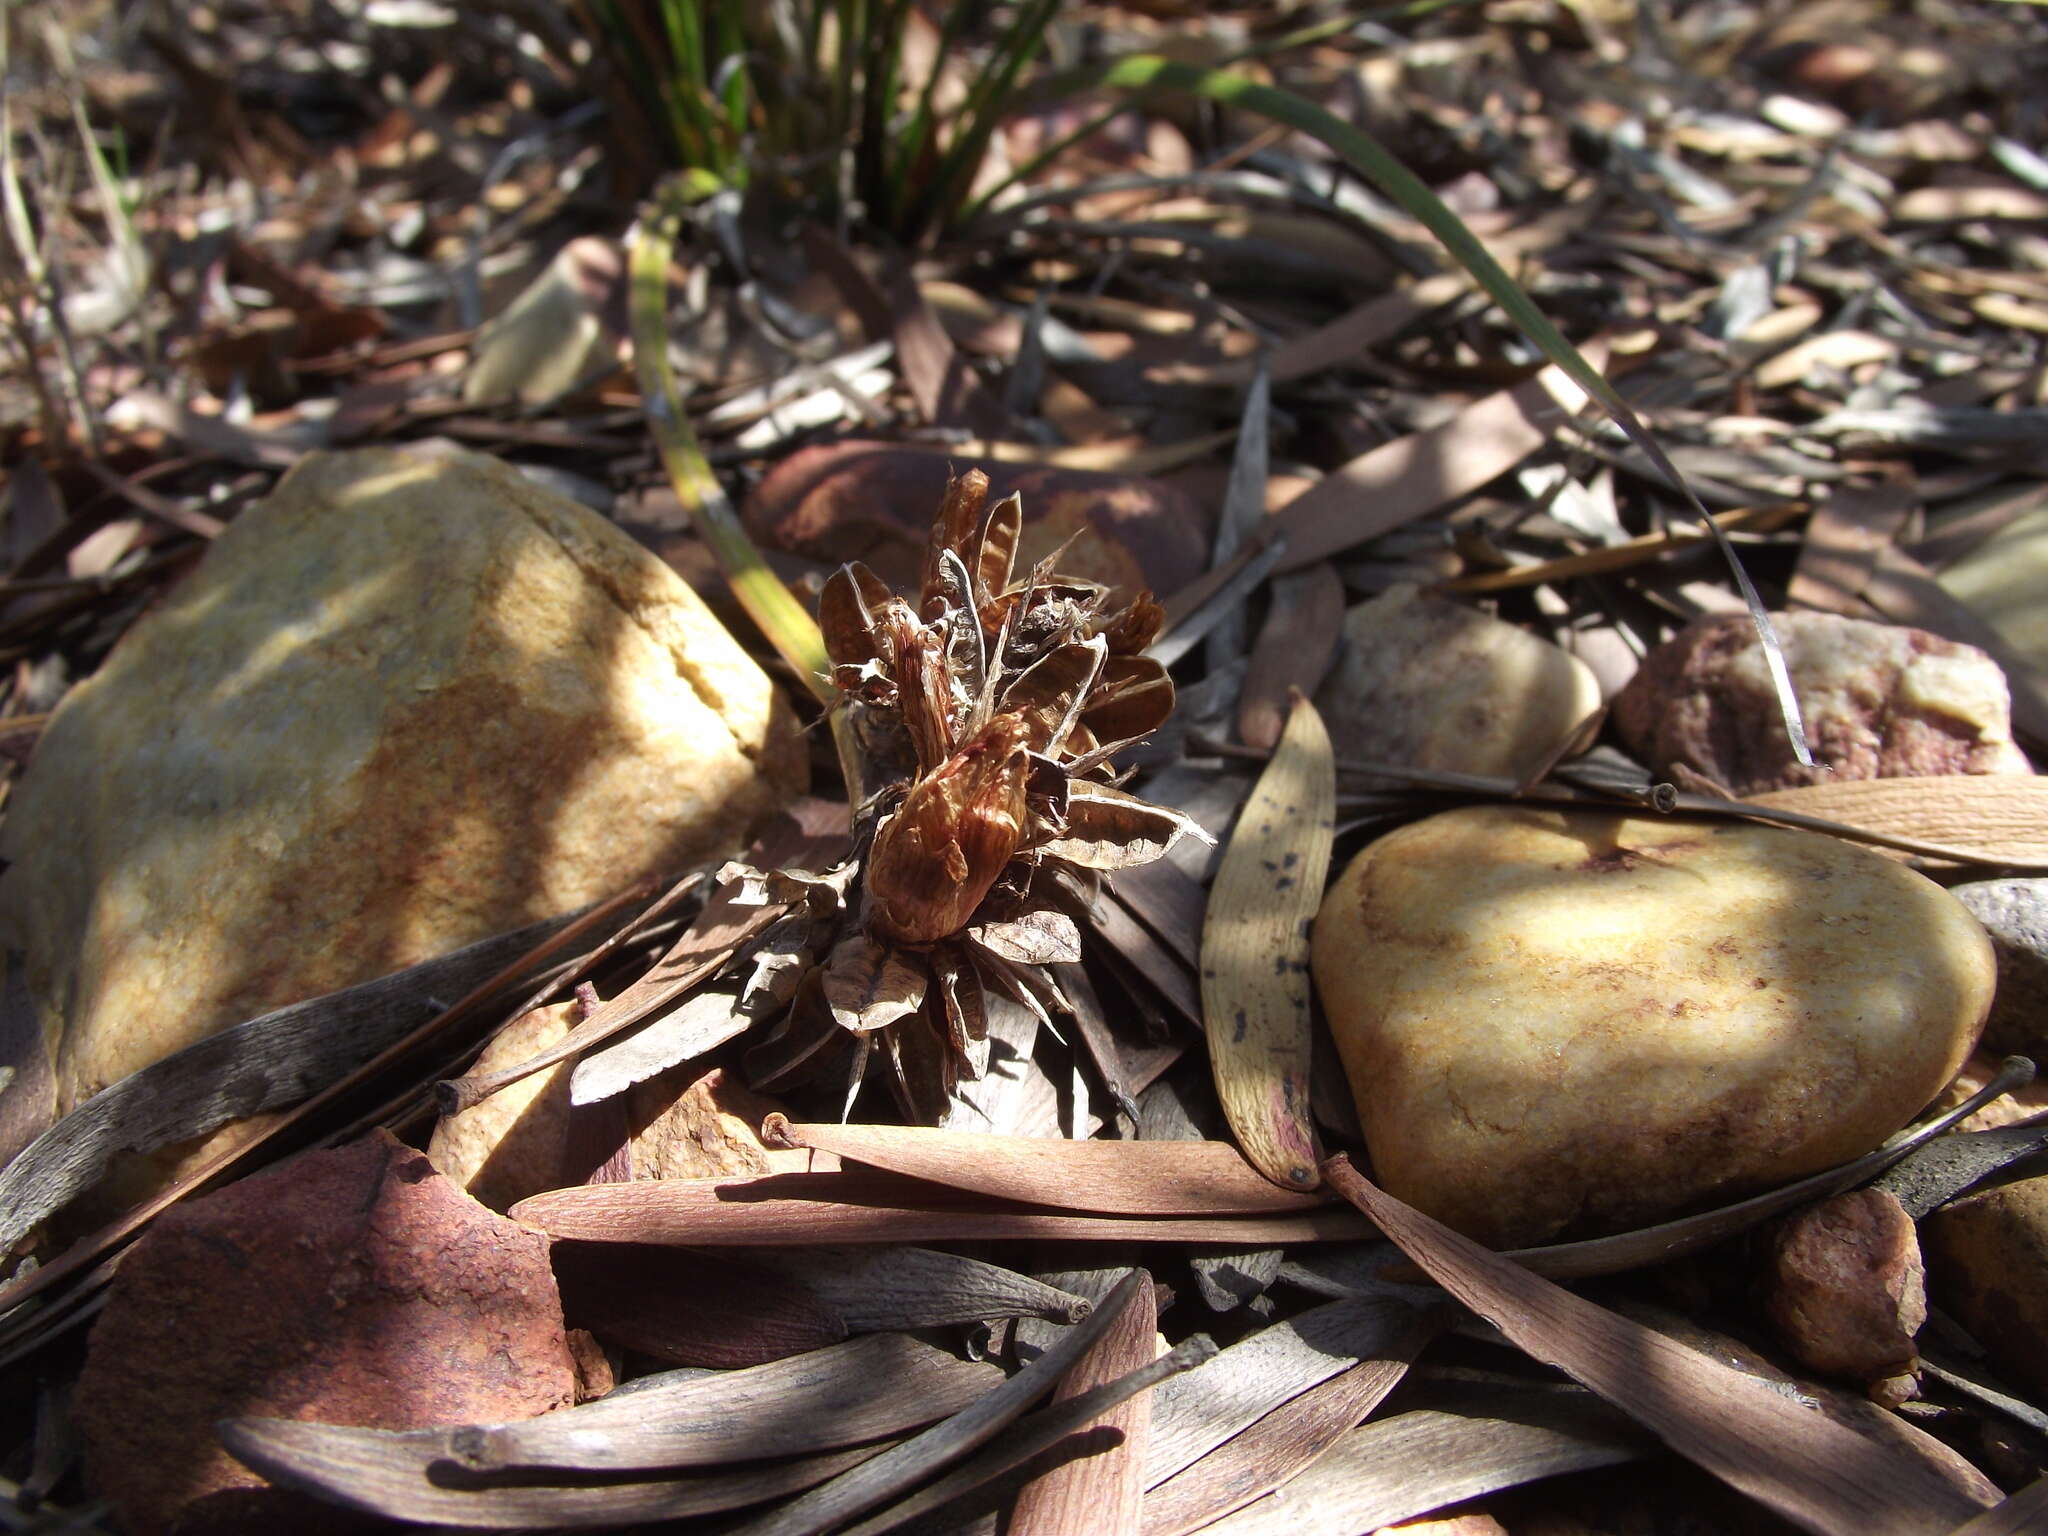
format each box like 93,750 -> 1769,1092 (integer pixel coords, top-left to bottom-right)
722,469 -> 1206,1118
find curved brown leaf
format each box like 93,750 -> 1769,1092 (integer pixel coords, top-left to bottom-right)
1040,783 -> 1208,870
762,1121 -> 1330,1215
1322,1157 -> 1994,1536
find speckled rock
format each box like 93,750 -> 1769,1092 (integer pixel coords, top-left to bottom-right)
1923,1172 -> 2048,1400
1765,1188 -> 1925,1401
1312,584 -> 1601,779
0,446 -> 806,1123
74,1130 -> 577,1536
428,995 -> 812,1211
1612,610 -> 2031,796
1950,878 -> 2048,1058
1312,806 -> 1993,1248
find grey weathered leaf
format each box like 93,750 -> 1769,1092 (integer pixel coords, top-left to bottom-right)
568,985 -> 752,1105
1188,1393 -> 1649,1536
1041,783 -> 1210,870
822,935 -> 929,1034
968,907 -> 1083,967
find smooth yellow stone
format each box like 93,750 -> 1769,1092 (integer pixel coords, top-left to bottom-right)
1,446 -> 806,1118
1312,806 -> 1993,1247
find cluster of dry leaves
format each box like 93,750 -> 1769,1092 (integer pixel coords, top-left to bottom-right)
5,0 -> 2048,1532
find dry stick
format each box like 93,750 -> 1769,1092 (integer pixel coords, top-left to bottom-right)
841,1340 -> 1217,1536
1322,1157 -> 1992,1535
1195,737 -> 2048,873
0,884 -> 647,1331
722,1271 -> 1146,1536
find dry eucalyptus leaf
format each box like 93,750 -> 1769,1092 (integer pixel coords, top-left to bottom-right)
1200,692 -> 1333,1191
512,1172 -> 1370,1247
1743,776 -> 2048,865
1008,1265 -> 1159,1535
763,1120 -> 1329,1215
1324,1158 -> 1995,1535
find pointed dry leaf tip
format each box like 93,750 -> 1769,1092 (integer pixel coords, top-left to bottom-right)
1202,691 -> 1334,1191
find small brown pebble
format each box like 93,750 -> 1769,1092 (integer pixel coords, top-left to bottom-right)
1765,1188 -> 1925,1393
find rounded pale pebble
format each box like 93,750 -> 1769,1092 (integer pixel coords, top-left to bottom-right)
1311,806 -> 1994,1248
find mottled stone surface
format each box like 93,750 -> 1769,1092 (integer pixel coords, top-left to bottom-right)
744,440 -> 1211,603
1313,584 -> 1601,780
75,1131 -> 577,1536
1612,610 -> 2030,796
1766,1188 -> 1925,1395
1312,807 -> 1992,1247
1924,1172 -> 2048,1400
1951,878 -> 2048,1057
0,446 -> 806,1120
428,993 -> 810,1211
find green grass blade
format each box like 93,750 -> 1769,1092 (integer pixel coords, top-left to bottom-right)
1086,56 -> 1816,767
900,0 -> 1060,239
630,177 -> 833,705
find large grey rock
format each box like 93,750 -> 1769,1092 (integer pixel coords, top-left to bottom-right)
0,446 -> 806,1123
1951,878 -> 2048,1057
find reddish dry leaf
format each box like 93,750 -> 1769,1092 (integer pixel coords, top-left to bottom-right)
762,1120 -> 1329,1214
1237,563 -> 1347,751
1008,1267 -> 1160,1535
1322,1157 -> 1993,1536
1270,356 -> 1599,572
1787,483 -> 1918,616
512,1176 -> 1372,1247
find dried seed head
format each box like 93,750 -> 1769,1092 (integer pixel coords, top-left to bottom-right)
734,471 -> 1211,1117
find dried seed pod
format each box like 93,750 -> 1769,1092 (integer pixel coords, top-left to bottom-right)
722,471 -> 1207,1117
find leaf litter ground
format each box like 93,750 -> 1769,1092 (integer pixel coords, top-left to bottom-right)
4,2 -> 2048,1532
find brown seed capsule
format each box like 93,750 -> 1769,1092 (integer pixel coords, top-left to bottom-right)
866,716 -> 1031,945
